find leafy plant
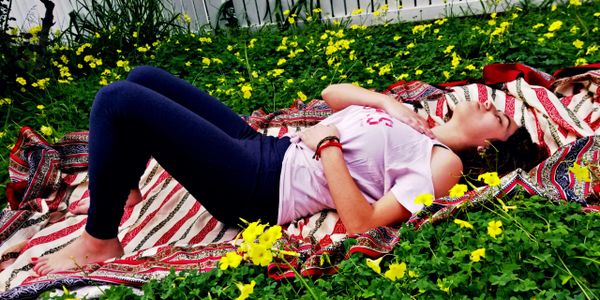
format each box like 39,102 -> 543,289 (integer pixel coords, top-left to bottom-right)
66,0 -> 183,62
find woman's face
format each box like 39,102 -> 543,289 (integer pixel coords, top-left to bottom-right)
451,100 -> 519,143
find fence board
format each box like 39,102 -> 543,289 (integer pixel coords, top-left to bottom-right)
9,0 -> 555,32
330,0 -> 346,18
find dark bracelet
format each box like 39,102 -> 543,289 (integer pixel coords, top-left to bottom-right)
312,136 -> 340,160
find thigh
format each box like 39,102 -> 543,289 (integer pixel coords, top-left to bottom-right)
126,65 -> 259,139
95,81 -> 269,225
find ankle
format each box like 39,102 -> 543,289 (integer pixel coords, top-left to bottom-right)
81,231 -> 121,249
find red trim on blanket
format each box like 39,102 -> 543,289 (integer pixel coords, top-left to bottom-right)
21,218 -> 86,253
189,217 -> 219,244
120,182 -> 184,247
0,211 -> 26,233
534,88 -> 579,134
154,202 -> 201,246
504,95 -> 516,119
483,63 -> 553,88
477,84 -> 488,103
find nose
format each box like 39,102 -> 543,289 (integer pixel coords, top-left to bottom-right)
483,100 -> 492,111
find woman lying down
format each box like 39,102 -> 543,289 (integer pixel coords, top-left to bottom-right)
32,66 -> 545,275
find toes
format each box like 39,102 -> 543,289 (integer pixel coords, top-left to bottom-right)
33,262 -> 45,275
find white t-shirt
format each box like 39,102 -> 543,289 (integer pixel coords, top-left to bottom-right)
277,105 -> 442,225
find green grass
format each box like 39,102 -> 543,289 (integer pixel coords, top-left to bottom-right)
3,0 -> 600,298
1,1 -> 599,205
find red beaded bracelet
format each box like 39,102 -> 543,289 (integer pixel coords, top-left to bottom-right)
313,141 -> 343,161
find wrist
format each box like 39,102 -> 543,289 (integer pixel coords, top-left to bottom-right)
379,94 -> 396,110
313,138 -> 342,161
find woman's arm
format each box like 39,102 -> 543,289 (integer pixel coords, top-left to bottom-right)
319,145 -> 412,234
321,83 -> 392,112
321,83 -> 434,138
298,124 -> 462,233
297,124 -> 411,233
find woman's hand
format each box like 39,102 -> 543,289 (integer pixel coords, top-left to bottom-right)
382,97 -> 435,138
297,124 -> 340,151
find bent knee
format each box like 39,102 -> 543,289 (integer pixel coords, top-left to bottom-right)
126,65 -> 162,83
91,81 -> 140,116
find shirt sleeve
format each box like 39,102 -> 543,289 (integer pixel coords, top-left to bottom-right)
385,136 -> 435,215
389,169 -> 432,214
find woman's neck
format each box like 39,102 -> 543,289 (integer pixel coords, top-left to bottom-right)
431,122 -> 475,152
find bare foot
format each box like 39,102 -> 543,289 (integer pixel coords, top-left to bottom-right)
124,188 -> 143,208
32,231 -> 124,275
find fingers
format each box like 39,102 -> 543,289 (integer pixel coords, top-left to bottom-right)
405,116 -> 434,138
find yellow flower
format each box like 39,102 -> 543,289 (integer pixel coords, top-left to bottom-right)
288,17 -> 295,24
569,162 -> 591,182
570,26 -> 579,34
587,45 -> 599,55
37,105 -> 45,110
283,9 -> 290,16
0,98 -> 12,106
575,58 -> 587,66
277,58 -> 286,66
351,8 -> 364,15
415,69 -> 423,76
384,262 -> 406,281
248,38 -> 257,49
242,221 -> 267,241
548,21 -> 562,32
40,125 -> 53,136
443,71 -> 450,80
185,61 -> 192,67
406,42 -> 415,49
487,220 -> 503,238
181,13 -> 192,23
137,46 -> 148,53
451,52 -> 461,69
414,193 -> 433,206
478,172 -> 500,186
454,219 -> 474,229
449,184 -> 468,198
132,31 -> 138,38
240,84 -> 253,99
297,91 -> 307,101
573,39 -> 584,49
235,281 -> 256,300
551,4 -> 557,11
396,73 -> 409,81
465,64 -> 477,71
470,248 -> 486,262
497,198 -> 516,212
219,251 -> 243,270
16,77 -> 27,86
246,242 -> 273,266
202,57 -> 211,66
532,23 -> 544,29
569,0 -> 581,6
366,257 -> 383,274
258,225 -> 282,246
379,64 -> 392,76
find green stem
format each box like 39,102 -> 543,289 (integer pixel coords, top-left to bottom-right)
282,257 -> 319,300
555,250 -> 595,300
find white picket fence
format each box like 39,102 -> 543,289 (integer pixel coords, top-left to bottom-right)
10,0 -> 547,32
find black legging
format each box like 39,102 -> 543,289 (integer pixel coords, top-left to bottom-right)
86,66 -> 290,239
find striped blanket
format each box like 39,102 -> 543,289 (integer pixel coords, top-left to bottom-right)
1,63 -> 599,299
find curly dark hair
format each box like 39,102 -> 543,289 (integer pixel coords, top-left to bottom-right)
456,127 -> 550,184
